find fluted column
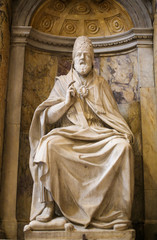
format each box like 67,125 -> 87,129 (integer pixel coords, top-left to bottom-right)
0,0 -> 11,182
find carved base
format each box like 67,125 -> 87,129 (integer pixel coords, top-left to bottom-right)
24,229 -> 135,240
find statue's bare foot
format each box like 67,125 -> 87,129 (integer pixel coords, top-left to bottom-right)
113,223 -> 128,231
27,217 -> 69,231
23,224 -> 31,232
36,202 -> 54,222
64,223 -> 75,232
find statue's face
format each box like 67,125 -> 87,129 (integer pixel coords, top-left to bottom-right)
74,51 -> 93,76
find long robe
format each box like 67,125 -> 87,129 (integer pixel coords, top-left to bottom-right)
29,69 -> 134,229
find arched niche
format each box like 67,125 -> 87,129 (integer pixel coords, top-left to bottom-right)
30,0 -> 133,37
13,0 -> 152,28
11,0 -> 153,54
1,0 -> 154,239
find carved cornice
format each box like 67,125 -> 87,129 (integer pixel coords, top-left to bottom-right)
13,0 -> 152,29
11,26 -> 153,53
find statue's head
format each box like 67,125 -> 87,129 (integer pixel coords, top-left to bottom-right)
72,36 -> 94,76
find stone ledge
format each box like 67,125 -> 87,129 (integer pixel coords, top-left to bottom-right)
25,229 -> 135,240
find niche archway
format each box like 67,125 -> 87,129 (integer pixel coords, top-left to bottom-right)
1,0 -> 153,239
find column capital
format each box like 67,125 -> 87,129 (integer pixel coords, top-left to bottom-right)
11,26 -> 32,46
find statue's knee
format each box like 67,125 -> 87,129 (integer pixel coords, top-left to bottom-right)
47,140 -> 56,151
47,136 -> 61,150
115,139 -> 132,152
121,140 -> 132,152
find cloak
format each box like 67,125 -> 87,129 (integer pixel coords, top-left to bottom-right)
29,69 -> 134,228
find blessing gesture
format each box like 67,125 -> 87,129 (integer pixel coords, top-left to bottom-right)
65,81 -> 76,106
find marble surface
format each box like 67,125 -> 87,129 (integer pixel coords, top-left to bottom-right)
28,37 -> 134,233
138,48 -> 154,88
17,47 -> 58,228
25,229 -> 135,240
57,56 -> 72,76
118,102 -> 144,222
100,51 -> 138,104
30,0 -> 133,37
140,87 -> 157,221
0,0 -> 10,183
140,88 -> 157,191
0,44 -> 26,239
20,47 -> 58,131
17,46 -> 146,239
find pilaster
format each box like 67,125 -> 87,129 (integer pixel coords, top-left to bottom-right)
0,0 -> 11,188
0,28 -> 30,239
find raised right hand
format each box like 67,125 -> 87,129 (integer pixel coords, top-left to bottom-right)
65,83 -> 76,106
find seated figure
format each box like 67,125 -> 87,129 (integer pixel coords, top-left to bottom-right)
28,36 -> 134,231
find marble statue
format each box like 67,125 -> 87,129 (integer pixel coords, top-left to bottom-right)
25,36 -> 134,232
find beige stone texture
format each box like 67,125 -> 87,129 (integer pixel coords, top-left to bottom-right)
31,0 -> 133,37
154,13 -> 157,93
16,46 -> 144,238
20,47 -> 58,131
118,102 -> 142,156
145,190 -> 157,219
140,87 -> 157,220
118,102 -> 144,222
0,0 -> 154,239
25,229 -> 135,240
100,51 -> 138,104
0,44 -> 26,239
144,221 -> 157,240
0,0 -> 11,183
26,37 -> 134,236
138,47 -> 154,87
1,123 -> 19,237
17,46 -> 58,226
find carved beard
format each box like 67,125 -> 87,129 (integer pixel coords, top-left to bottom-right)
74,63 -> 92,76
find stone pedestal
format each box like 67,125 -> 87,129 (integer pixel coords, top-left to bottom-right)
25,229 -> 135,240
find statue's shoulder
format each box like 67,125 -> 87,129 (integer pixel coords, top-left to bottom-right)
55,71 -> 71,86
96,73 -> 110,89
48,71 -> 71,97
55,74 -> 68,83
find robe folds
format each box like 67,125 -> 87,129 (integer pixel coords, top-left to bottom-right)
29,69 -> 134,229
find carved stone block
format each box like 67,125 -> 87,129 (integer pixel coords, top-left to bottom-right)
25,229 -> 135,240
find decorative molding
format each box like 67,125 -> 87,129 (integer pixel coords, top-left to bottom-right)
12,0 -> 152,29
30,0 -> 133,37
11,26 -> 153,53
38,15 -> 59,33
85,20 -> 100,35
105,13 -> 125,34
98,0 -> 111,13
59,19 -> 79,36
69,2 -> 92,15
117,0 -> 152,28
52,0 -> 66,12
